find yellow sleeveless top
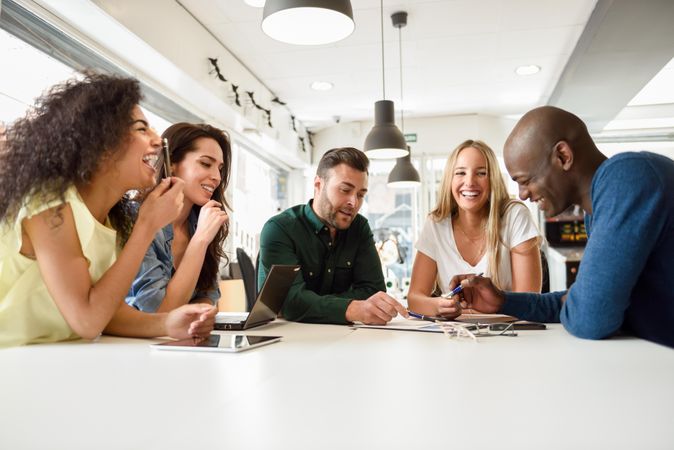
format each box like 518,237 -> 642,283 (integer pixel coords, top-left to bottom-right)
0,187 -> 118,347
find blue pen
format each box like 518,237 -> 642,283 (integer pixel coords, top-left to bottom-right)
442,272 -> 484,298
407,311 -> 439,322
407,310 -> 454,322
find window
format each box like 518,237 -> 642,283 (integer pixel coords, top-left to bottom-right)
0,0 -> 200,127
0,28 -> 76,126
360,159 -> 420,302
229,142 -> 288,261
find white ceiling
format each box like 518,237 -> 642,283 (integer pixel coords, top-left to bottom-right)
179,0 -> 598,130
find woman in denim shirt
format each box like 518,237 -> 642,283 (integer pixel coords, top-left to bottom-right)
126,123 -> 232,312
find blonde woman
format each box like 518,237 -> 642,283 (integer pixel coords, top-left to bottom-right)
407,140 -> 541,318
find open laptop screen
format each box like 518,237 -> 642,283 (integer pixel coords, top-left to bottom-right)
244,264 -> 300,327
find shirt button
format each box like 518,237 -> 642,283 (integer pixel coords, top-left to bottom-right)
328,242 -> 332,246
309,271 -> 313,276
347,261 -> 351,266
328,269 -> 331,273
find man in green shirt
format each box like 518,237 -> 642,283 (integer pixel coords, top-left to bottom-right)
258,147 -> 407,325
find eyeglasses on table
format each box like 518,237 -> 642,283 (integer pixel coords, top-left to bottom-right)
436,321 -> 518,341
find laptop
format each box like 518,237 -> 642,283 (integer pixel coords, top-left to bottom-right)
215,264 -> 300,330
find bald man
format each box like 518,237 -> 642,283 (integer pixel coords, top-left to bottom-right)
451,106 -> 674,348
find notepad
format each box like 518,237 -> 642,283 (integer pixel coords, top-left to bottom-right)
454,313 -> 518,324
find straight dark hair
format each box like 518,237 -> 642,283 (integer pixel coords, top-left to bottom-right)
316,147 -> 369,179
162,122 -> 232,294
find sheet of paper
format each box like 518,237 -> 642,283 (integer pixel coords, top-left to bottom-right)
351,316 -> 443,333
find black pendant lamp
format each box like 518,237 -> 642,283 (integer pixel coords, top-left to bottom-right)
364,1 -> 408,159
387,11 -> 420,187
262,0 -> 355,45
388,146 -> 421,188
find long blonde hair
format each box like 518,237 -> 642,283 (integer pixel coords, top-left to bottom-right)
430,139 -> 525,289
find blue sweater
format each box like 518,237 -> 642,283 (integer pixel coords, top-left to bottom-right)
502,152 -> 674,348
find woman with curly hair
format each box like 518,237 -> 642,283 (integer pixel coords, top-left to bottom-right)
0,73 -> 216,347
407,140 -> 542,319
126,123 -> 231,312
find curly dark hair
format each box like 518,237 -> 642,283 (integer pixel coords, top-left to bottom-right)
0,72 -> 142,244
161,122 -> 232,294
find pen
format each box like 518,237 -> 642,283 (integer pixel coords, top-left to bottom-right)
407,311 -> 438,322
442,272 -> 484,298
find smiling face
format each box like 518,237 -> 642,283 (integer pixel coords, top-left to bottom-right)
172,137 -> 224,206
451,146 -> 490,214
313,163 -> 368,231
113,105 -> 162,190
505,143 -> 571,218
503,106 -> 592,218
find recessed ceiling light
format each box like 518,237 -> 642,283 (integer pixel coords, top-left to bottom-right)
243,0 -> 265,7
311,81 -> 333,91
515,65 -> 541,76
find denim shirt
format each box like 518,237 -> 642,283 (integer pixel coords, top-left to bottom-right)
126,208 -> 220,312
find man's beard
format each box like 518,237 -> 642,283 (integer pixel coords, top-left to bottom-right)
317,189 -> 350,230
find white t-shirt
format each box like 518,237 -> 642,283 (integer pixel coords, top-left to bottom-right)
415,203 -> 539,293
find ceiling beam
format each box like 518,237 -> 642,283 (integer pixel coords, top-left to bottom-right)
548,0 -> 674,132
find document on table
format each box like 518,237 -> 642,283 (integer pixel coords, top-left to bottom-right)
351,316 -> 443,333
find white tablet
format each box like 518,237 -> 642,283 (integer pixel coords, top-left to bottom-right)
151,334 -> 281,353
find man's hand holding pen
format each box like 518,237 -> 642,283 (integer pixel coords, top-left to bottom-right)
345,292 -> 408,325
448,273 -> 505,314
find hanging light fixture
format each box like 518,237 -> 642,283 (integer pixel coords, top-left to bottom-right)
387,11 -> 420,188
388,146 -> 421,187
262,0 -> 355,45
364,1 -> 408,159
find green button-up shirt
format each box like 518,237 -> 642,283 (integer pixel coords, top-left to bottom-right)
258,200 -> 385,324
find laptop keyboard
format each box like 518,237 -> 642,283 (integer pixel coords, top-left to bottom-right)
215,312 -> 248,324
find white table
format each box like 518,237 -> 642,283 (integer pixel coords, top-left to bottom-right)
1,321 -> 673,450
